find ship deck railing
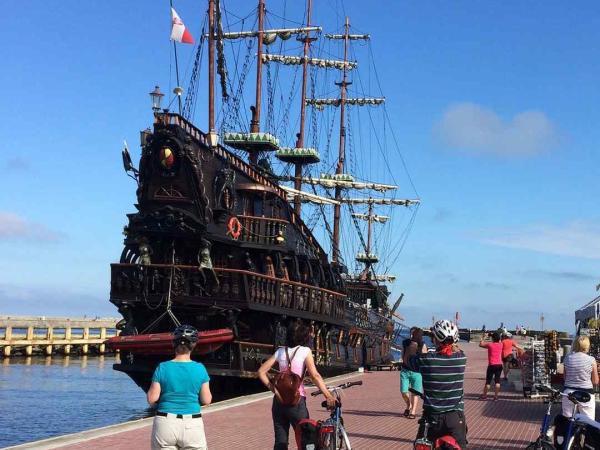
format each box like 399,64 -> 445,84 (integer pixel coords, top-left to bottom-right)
110,264 -> 347,323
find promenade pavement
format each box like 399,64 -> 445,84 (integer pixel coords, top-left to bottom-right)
44,342 -> 555,449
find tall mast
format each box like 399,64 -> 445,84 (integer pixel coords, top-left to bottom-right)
208,0 -> 216,132
249,0 -> 266,164
361,202 -> 374,280
332,16 -> 350,263
293,0 -> 314,215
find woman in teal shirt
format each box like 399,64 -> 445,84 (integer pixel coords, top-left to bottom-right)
147,325 -> 212,450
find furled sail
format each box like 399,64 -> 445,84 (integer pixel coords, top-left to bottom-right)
341,198 -> 420,206
326,33 -> 370,40
220,26 -> 321,40
343,274 -> 396,283
351,213 -> 389,223
261,54 -> 357,71
279,186 -> 340,205
305,97 -> 385,110
278,175 -> 397,192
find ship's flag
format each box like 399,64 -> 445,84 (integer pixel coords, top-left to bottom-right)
170,8 -> 194,44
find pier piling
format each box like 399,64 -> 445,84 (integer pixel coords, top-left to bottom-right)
0,316 -> 119,357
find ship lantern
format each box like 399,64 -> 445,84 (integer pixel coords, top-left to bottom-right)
140,128 -> 152,147
207,131 -> 219,148
149,85 -> 164,112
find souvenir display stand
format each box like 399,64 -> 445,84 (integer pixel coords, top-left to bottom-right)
520,339 -> 549,398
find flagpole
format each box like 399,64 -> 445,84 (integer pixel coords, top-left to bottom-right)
170,0 -> 182,114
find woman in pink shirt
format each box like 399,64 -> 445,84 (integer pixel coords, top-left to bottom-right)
479,332 -> 503,400
258,321 -> 335,450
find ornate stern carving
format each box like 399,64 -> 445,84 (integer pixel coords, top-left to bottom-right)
214,167 -> 237,215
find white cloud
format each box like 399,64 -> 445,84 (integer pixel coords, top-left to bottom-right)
434,102 -> 559,156
0,211 -> 63,242
479,221 -> 600,259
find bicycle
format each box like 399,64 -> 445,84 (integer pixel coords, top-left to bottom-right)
525,385 -> 562,450
532,385 -> 591,450
558,389 -> 592,450
310,380 -> 363,450
409,388 -> 462,450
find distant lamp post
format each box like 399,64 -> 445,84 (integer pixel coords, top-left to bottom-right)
149,86 -> 165,112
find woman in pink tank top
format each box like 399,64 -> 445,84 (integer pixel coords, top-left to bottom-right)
479,332 -> 503,400
258,321 -> 336,450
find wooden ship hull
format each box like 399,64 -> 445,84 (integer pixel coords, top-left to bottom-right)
108,113 -> 396,392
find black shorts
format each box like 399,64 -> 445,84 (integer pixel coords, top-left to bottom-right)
417,410 -> 468,448
486,364 -> 503,385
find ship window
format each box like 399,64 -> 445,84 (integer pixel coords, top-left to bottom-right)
253,197 -> 263,217
243,197 -> 251,215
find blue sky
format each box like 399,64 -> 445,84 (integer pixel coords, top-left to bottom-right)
1,1 -> 599,332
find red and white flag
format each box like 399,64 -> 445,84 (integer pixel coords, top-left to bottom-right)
170,8 -> 194,44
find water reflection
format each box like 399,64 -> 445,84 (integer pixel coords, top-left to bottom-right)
0,355 -> 149,448
0,354 -> 120,368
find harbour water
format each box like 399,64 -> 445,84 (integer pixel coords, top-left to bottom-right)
0,355 -> 150,448
1,328 -> 414,448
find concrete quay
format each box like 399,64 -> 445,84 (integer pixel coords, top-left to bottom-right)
5,341 -> 564,450
0,316 -> 119,357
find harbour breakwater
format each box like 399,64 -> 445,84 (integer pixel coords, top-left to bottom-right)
0,316 -> 119,357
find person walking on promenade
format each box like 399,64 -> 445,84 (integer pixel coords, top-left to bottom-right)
258,320 -> 336,450
400,327 -> 428,419
479,331 -> 503,401
562,335 -> 599,420
408,319 -> 468,448
147,325 -> 212,450
501,332 -> 521,380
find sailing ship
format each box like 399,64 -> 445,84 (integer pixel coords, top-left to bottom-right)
107,0 -> 419,393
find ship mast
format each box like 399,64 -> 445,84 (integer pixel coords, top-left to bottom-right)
332,17 -> 351,263
366,202 -> 373,268
249,0 -> 265,164
223,4 -> 323,165
293,0 -> 314,215
208,0 -> 216,135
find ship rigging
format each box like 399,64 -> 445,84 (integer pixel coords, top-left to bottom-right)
109,0 -> 419,393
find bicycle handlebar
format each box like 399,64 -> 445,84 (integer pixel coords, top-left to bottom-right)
536,385 -> 591,404
310,380 -> 363,397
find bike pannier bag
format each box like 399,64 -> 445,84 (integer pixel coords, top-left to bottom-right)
272,347 -> 303,406
553,414 -> 570,448
294,419 -> 320,450
435,436 -> 462,450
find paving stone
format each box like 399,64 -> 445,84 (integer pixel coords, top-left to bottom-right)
55,342 -> 557,449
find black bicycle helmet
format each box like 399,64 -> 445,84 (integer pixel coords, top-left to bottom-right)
173,324 -> 199,344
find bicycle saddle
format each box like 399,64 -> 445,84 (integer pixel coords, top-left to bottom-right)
568,390 -> 591,404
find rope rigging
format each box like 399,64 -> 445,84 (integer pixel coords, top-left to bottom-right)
182,18 -> 207,121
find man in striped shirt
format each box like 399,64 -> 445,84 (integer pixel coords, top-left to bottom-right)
409,319 -> 468,448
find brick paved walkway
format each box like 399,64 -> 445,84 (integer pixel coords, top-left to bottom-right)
51,342 -> 555,449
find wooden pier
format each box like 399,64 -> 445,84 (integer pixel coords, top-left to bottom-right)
0,316 -> 119,357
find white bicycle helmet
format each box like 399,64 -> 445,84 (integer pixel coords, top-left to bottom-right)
432,319 -> 459,343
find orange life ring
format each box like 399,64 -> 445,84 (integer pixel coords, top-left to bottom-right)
227,216 -> 242,240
